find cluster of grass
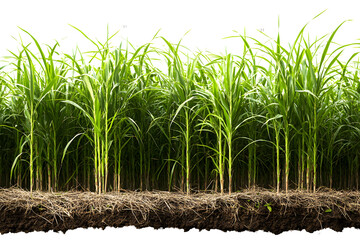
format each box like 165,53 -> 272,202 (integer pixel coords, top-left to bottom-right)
0,21 -> 360,195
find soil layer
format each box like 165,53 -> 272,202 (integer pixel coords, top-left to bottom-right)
1,188 -> 360,234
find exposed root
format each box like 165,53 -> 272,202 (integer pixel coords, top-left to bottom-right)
1,187 -> 360,234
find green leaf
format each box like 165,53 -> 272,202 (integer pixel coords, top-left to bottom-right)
264,203 -> 272,212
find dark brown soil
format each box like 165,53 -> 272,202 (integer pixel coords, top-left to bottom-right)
1,188 -> 360,234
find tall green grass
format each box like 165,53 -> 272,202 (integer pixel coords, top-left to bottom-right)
0,21 -> 359,194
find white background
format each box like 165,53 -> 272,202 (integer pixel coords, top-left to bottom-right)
1,0 -> 360,58
1,0 -> 360,239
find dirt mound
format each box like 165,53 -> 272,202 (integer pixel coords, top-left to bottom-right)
1,188 -> 360,234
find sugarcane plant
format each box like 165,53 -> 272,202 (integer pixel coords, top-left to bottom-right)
0,19 -> 359,194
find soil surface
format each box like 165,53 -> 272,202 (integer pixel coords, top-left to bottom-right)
1,188 -> 360,234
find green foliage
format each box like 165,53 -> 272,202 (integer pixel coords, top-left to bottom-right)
325,208 -> 332,213
0,19 -> 360,194
264,203 -> 272,212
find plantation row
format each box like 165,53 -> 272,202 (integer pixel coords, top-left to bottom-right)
0,24 -> 360,194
